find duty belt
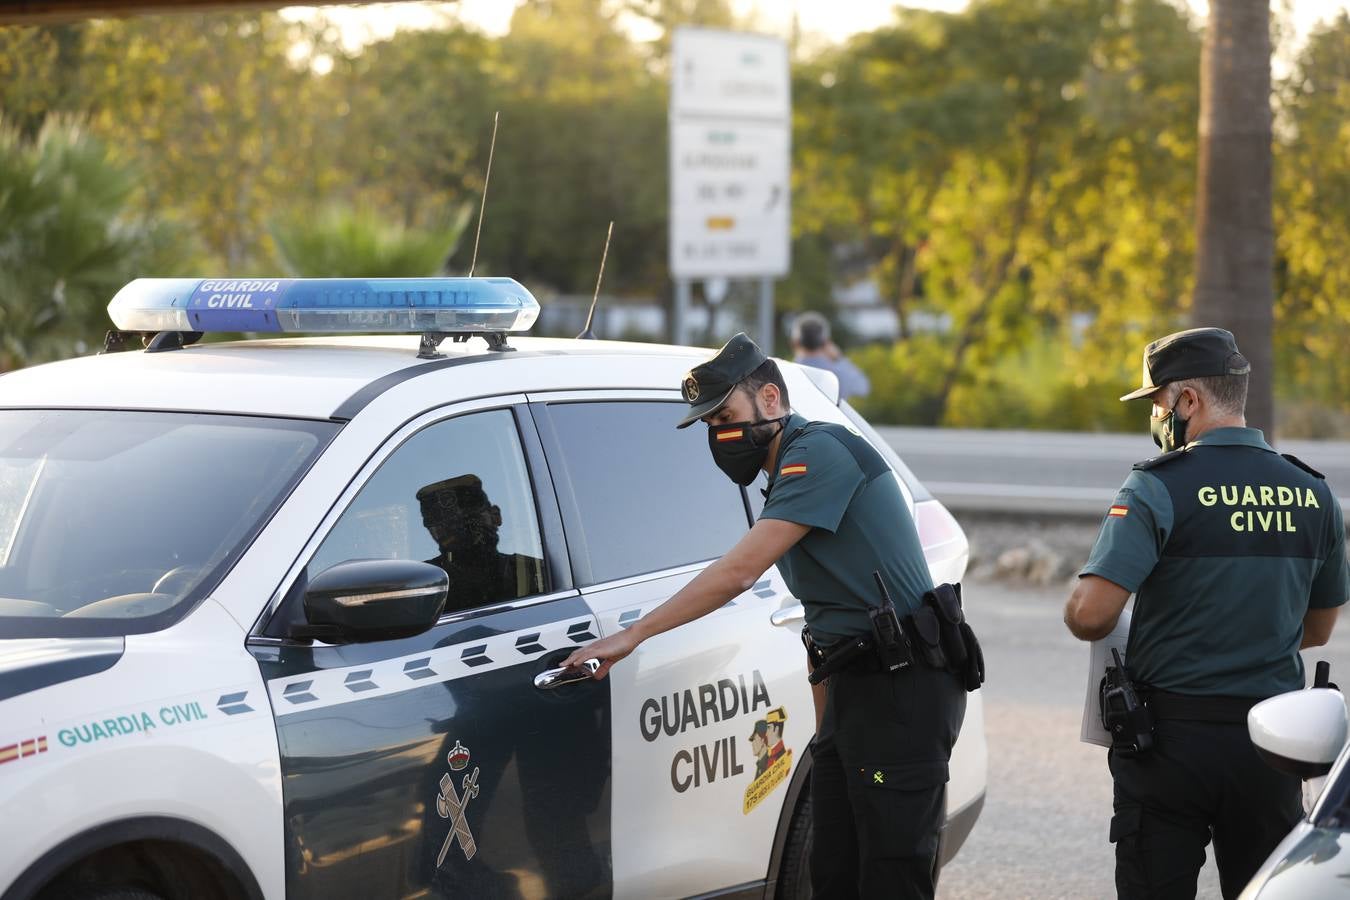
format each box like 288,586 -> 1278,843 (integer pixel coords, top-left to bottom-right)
803,630 -> 885,684
1143,690 -> 1260,724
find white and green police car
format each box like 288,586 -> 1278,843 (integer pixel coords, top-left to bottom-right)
0,278 -> 985,900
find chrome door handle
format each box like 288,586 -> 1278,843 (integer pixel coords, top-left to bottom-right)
770,604 -> 805,627
534,658 -> 599,690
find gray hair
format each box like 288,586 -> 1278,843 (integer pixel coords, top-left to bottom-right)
1172,374 -> 1248,417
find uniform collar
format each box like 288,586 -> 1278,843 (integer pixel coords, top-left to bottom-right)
1186,426 -> 1273,452
765,413 -> 811,490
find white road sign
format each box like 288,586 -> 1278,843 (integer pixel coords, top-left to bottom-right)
670,28 -> 790,280
670,119 -> 789,278
671,28 -> 790,120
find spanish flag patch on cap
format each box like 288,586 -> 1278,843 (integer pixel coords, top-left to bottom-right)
780,463 -> 808,477
1108,505 -> 1129,518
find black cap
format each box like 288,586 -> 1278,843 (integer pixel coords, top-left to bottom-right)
1119,327 -> 1251,402
416,473 -> 489,511
676,333 -> 768,428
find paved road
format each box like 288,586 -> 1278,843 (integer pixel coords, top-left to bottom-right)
935,575 -> 1350,899
878,427 -> 1350,516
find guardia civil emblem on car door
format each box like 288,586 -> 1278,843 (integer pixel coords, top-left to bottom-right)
436,740 -> 481,864
743,707 -> 791,814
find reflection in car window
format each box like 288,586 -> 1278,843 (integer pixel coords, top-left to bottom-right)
547,401 -> 750,584
310,409 -> 545,615
0,410 -> 334,638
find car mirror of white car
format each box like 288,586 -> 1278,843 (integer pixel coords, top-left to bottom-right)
1249,688 -> 1350,779
297,559 -> 450,644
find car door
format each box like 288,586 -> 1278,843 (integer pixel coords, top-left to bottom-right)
249,398 -> 612,900
529,391 -> 814,899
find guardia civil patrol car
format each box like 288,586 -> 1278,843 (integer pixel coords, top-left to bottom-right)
0,278 -> 986,900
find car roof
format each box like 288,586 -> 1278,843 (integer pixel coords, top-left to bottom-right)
0,336 -> 716,420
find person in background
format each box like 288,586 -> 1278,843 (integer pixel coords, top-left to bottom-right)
791,312 -> 870,402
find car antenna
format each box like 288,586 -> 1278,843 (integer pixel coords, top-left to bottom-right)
576,220 -> 613,340
421,111 -> 504,359
467,110 -> 499,279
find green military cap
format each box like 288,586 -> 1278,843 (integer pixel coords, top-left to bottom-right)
676,332 -> 768,428
1119,327 -> 1251,401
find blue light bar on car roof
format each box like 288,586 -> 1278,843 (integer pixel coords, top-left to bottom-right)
107,277 -> 540,335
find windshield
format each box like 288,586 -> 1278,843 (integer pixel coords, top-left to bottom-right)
0,409 -> 335,638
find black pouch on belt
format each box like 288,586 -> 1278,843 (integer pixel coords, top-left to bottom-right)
922,583 -> 986,692
924,583 -> 968,669
903,605 -> 948,670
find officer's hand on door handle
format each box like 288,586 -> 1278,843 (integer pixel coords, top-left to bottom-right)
560,628 -> 641,680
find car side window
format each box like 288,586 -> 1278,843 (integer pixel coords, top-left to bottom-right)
308,408 -> 546,615
545,401 -> 749,584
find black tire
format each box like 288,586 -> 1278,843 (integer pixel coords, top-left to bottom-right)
63,890 -> 164,900
776,792 -> 813,900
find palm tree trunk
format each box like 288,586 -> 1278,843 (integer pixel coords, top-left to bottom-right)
1192,0 -> 1274,436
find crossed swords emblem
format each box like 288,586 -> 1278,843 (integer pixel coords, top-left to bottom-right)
436,764 -> 481,865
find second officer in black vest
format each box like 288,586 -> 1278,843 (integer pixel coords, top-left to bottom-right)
562,333 -> 969,899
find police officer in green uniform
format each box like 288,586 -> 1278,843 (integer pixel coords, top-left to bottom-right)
1064,327 -> 1349,900
562,333 -> 967,899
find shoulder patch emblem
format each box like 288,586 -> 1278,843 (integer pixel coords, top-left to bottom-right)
780,463 -> 808,477
1108,505 -> 1129,518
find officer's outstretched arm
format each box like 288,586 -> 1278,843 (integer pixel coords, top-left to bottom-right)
561,519 -> 811,679
1064,575 -> 1131,641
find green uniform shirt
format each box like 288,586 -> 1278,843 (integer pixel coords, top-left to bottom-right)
759,414 -> 934,644
1081,427 -> 1349,698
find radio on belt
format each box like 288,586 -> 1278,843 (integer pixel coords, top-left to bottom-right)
870,571 -> 914,672
106,277 -> 541,336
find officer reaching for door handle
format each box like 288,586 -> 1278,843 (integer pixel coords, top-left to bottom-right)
561,333 -> 981,900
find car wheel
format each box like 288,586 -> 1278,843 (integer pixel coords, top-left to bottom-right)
777,793 -> 812,900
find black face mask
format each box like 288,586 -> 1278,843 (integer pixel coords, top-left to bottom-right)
708,414 -> 788,486
1150,398 -> 1189,452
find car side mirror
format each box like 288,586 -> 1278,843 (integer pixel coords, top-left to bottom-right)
1249,688 -> 1349,779
298,559 -> 448,643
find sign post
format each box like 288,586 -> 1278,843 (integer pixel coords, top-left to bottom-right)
670,27 -> 790,349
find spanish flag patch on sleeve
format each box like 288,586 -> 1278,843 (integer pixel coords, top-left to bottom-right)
780,463 -> 808,477
1108,505 -> 1129,518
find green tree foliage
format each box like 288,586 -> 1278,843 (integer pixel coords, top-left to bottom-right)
270,204 -> 471,277
0,0 -> 1344,435
1273,13 -> 1350,435
799,0 -> 1201,430
0,26 -> 86,139
78,13 -> 344,271
0,116 -> 182,370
